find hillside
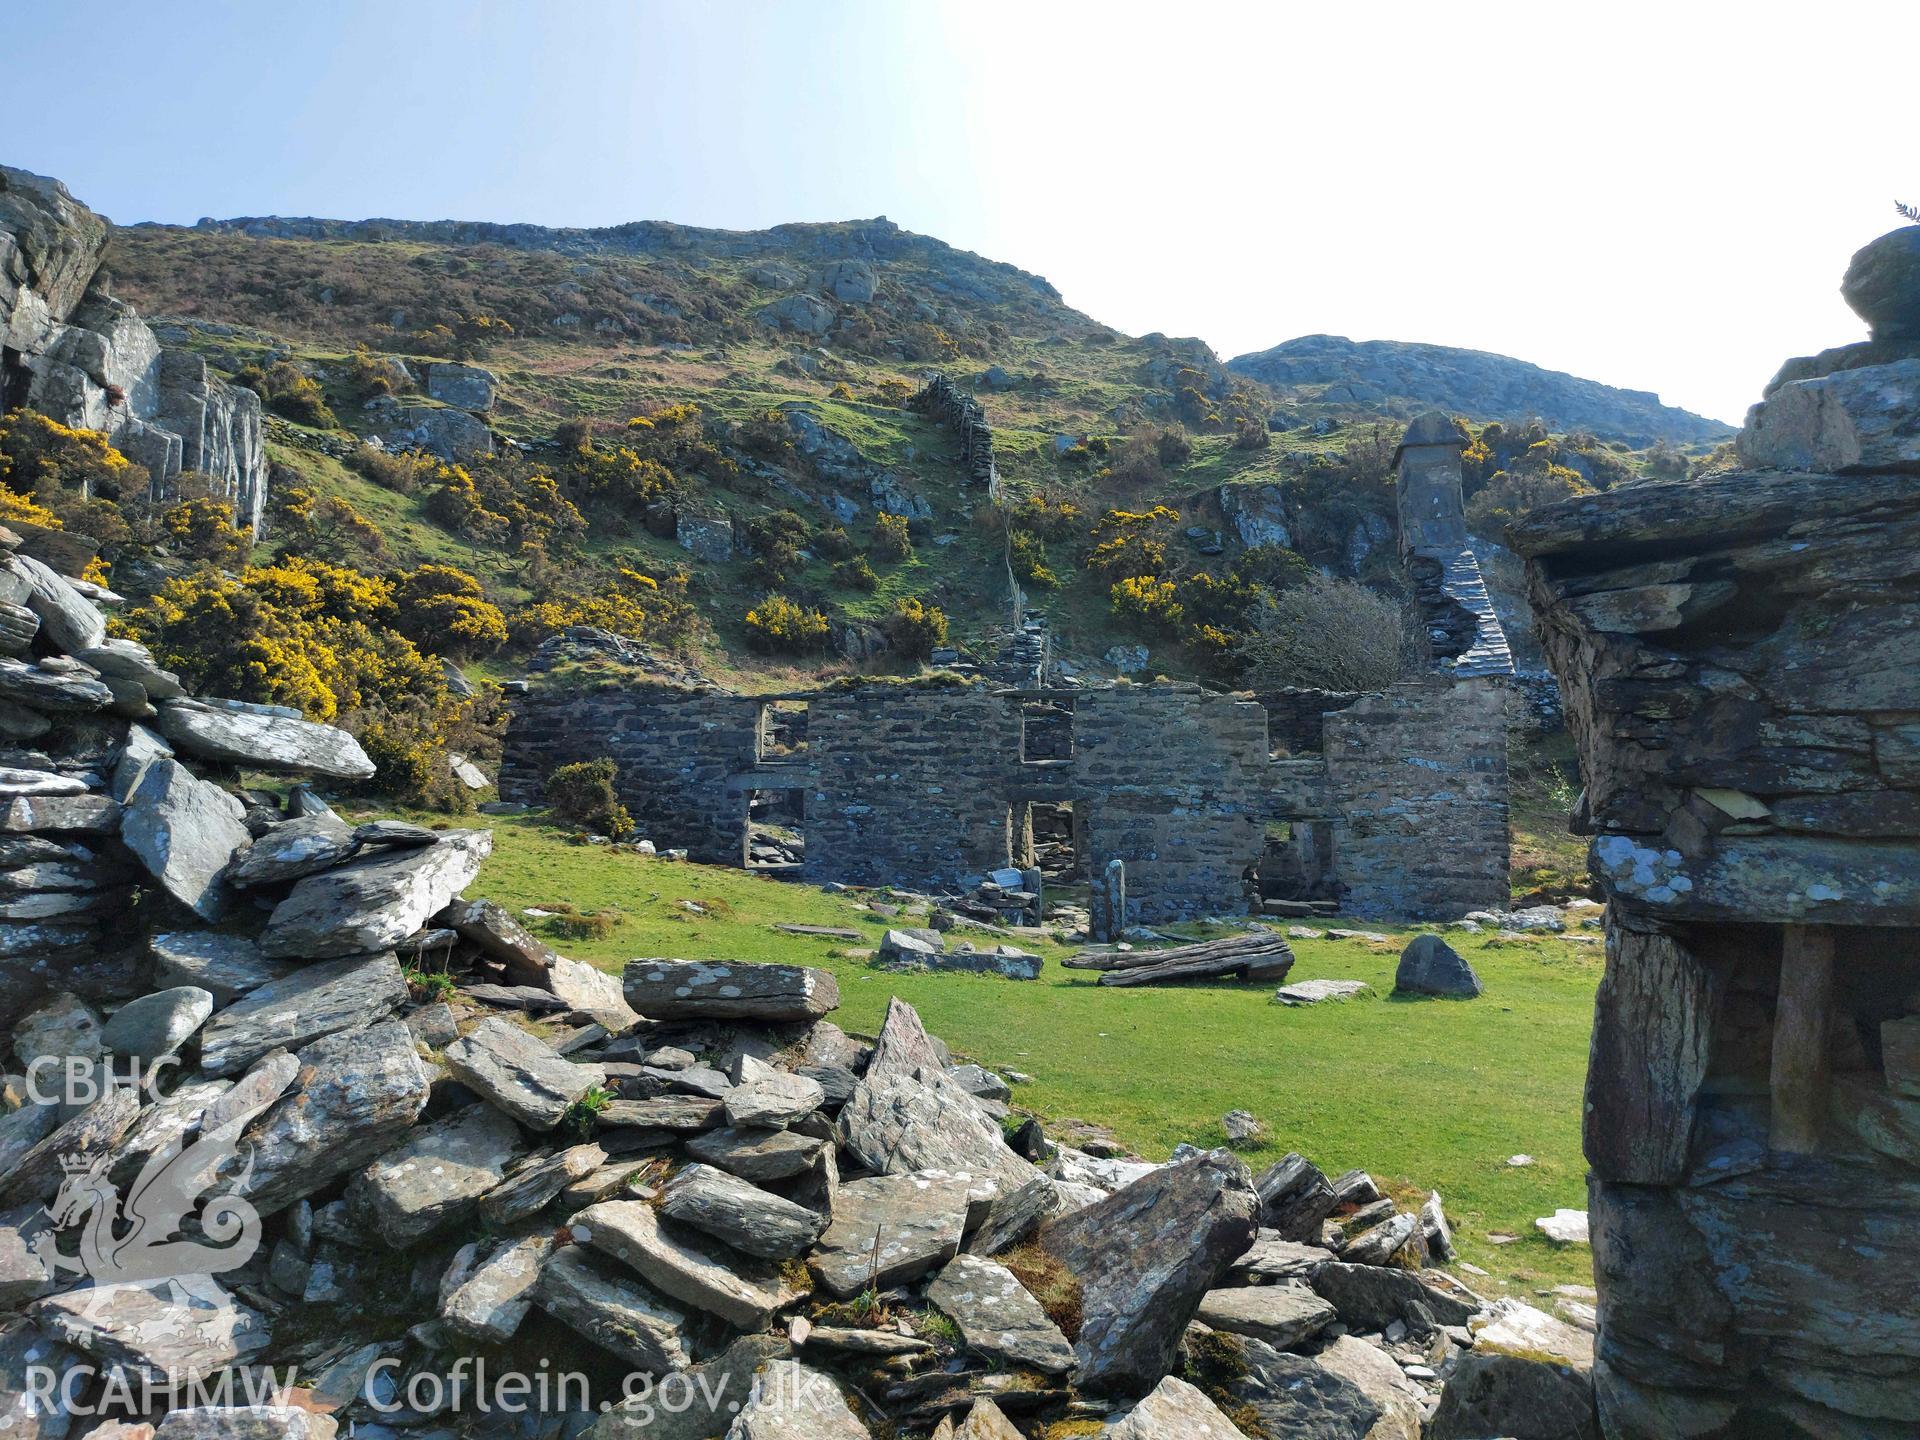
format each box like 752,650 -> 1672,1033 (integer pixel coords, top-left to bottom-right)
1228,333 -> 1733,445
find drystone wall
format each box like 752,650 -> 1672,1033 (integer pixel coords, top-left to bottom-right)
1322,682 -> 1511,919
804,684 -> 1023,888
504,673 -> 1511,925
910,372 -> 996,487
1069,686 -> 1271,923
1508,227 -> 1920,1437
498,682 -> 763,864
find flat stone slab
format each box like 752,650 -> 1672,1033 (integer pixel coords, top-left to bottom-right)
479,1142 -> 606,1228
347,1103 -> 528,1245
261,829 -> 491,960
533,1244 -> 692,1372
925,1252 -> 1076,1373
149,931 -> 298,1004
657,1162 -> 828,1260
100,985 -> 212,1061
1272,979 -> 1373,1006
442,1233 -> 553,1343
225,812 -> 357,889
725,1056 -> 826,1129
119,758 -> 249,920
442,1015 -> 596,1131
572,1198 -> 790,1329
1196,1284 -> 1339,1351
197,952 -> 408,1077
1535,1208 -> 1590,1245
33,1280 -> 270,1382
1228,1233 -> 1336,1285
622,959 -> 840,1021
809,1169 -> 973,1299
685,1125 -> 827,1181
157,697 -> 376,780
1310,1260 -> 1479,1331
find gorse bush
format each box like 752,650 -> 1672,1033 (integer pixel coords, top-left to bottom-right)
1009,530 -> 1058,589
870,512 -> 913,563
511,568 -> 699,652
833,555 -> 879,592
1087,506 -> 1178,580
232,361 -> 338,428
546,758 -> 634,839
394,564 -> 508,659
744,593 -> 831,654
881,596 -> 948,660
1109,574 -> 1184,634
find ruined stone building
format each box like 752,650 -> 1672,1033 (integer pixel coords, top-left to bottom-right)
1510,230 -> 1920,1437
503,415 -> 1515,924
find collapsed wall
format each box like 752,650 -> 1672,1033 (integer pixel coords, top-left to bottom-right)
1,166 -> 270,533
1510,233 -> 1920,1436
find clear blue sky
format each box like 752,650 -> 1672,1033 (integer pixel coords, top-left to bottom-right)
9,0 -> 1914,423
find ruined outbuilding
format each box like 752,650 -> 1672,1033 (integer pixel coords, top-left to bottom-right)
1510,233 -> 1920,1438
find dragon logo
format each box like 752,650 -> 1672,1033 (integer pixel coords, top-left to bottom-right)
31,1107 -> 264,1353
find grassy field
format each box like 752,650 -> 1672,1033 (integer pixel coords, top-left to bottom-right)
435,811 -> 1601,1301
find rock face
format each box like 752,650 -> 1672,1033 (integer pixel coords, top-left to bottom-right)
1510,239 -> 1920,1438
1226,333 -> 1731,445
1038,1149 -> 1258,1394
1,166 -> 269,531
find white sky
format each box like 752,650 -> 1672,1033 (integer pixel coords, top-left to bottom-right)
13,0 -> 1916,423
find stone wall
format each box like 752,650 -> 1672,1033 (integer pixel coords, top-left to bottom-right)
803,684 -> 1022,888
910,372 -> 996,488
1321,680 -> 1511,919
1511,334 -> 1920,1434
1256,688 -> 1365,756
498,682 -> 762,864
1071,687 -> 1272,924
501,673 -> 1510,925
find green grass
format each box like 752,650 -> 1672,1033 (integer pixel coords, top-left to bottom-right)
445,811 -> 1600,1299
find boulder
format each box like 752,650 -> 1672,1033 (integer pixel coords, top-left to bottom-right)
440,1233 -> 553,1343
0,658 -> 112,714
442,1015 -> 597,1131
622,959 -> 840,1021
1195,1285 -> 1338,1351
261,829 -> 491,959
1310,1335 -> 1425,1440
758,294 -> 835,336
584,1335 -> 786,1440
236,1019 -> 431,1216
659,1162 -> 828,1259
1342,1210 -> 1418,1266
438,895 -> 558,984
572,1198 -> 790,1329
1393,934 -> 1482,998
726,1359 -> 871,1438
808,1169 -> 974,1298
924,1253 -> 1076,1373
99,985 -> 213,1061
0,1085 -> 140,1205
1474,1299 -> 1595,1370
1737,356 -> 1920,473
425,362 -> 497,411
816,260 -> 876,304
533,1244 -> 693,1372
224,813 -> 357,889
1429,1352 -> 1599,1440
1841,224 -> 1920,339
0,1317 -> 83,1439
1227,1233 -> 1335,1285
363,398 -> 493,461
13,990 -> 103,1068
76,639 -> 185,699
347,1103 -> 528,1245
197,952 -> 408,1077
119,758 -> 250,920
149,931 -> 298,1004
1037,1149 -> 1259,1394
1255,1155 -> 1338,1244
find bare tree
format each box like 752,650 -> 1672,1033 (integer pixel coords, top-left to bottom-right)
1236,573 -> 1406,692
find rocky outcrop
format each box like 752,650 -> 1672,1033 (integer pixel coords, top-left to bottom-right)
1228,333 -> 1733,445
1,167 -> 269,533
